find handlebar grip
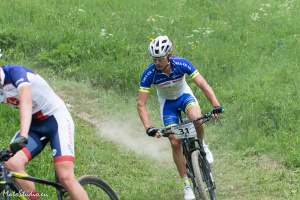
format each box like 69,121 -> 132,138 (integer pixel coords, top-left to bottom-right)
212,106 -> 224,114
0,149 -> 13,162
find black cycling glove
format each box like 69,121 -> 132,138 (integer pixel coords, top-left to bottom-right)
10,136 -> 28,154
146,127 -> 159,137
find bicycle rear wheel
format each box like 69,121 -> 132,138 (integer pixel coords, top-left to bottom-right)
191,150 -> 216,200
78,175 -> 119,200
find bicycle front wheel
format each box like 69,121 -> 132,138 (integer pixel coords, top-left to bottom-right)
78,175 -> 119,200
191,150 -> 216,200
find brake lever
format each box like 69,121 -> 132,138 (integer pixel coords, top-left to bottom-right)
160,128 -> 172,137
0,149 -> 13,162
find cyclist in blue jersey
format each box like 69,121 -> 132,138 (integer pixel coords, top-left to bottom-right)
0,65 -> 89,200
137,36 -> 221,200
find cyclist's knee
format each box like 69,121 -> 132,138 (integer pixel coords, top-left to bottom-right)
169,137 -> 181,148
5,152 -> 28,171
55,162 -> 76,186
57,170 -> 76,186
193,120 -> 204,129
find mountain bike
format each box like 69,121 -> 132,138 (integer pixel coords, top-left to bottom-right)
159,107 -> 224,200
0,149 -> 119,200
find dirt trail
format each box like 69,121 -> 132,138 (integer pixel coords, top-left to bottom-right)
76,110 -> 172,162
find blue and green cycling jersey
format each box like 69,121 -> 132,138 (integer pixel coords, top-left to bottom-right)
139,56 -> 199,100
139,56 -> 200,126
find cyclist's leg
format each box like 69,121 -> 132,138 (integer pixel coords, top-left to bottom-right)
55,161 -> 89,200
182,93 -> 204,140
183,93 -> 214,163
161,98 -> 187,178
5,150 -> 32,190
50,107 -> 88,200
168,136 -> 197,199
168,135 -> 186,177
163,96 -> 196,199
5,131 -> 48,199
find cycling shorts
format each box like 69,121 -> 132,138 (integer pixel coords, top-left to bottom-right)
160,93 -> 199,127
11,106 -> 75,163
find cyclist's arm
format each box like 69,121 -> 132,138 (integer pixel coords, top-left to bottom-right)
18,85 -> 32,138
137,91 -> 152,129
192,74 -> 220,108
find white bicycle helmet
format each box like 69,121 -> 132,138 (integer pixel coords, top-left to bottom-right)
149,35 -> 172,58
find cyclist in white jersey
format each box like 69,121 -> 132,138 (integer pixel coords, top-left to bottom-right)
137,36 -> 221,200
0,65 -> 88,200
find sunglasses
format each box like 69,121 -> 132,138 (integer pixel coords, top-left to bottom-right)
152,56 -> 168,62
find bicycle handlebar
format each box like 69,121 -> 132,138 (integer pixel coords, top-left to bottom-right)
160,107 -> 224,137
196,106 -> 224,123
0,149 -> 13,162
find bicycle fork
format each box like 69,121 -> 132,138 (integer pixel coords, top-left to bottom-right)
199,153 -> 216,192
182,139 -> 199,188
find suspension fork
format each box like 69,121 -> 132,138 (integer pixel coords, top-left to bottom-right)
182,139 -> 196,178
194,139 -> 216,189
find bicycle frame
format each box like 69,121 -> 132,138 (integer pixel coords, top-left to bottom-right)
0,163 -> 24,200
0,161 -> 65,200
175,111 -> 204,185
0,154 -> 119,200
177,127 -> 213,191
159,107 -> 223,200
179,129 -> 216,200
181,137 -> 196,173
13,172 -> 66,199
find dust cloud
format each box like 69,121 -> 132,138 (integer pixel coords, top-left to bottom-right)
55,81 -> 172,162
77,110 -> 172,162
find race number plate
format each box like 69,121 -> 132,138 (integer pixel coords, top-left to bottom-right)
171,122 -> 197,139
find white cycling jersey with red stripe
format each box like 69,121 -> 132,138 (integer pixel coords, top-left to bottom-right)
0,65 -> 65,120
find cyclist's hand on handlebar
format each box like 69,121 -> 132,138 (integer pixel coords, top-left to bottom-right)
146,127 -> 160,138
212,106 -> 223,119
155,132 -> 161,138
10,136 -> 28,154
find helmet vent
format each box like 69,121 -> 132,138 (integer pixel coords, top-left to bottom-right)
155,40 -> 160,47
149,35 -> 172,57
